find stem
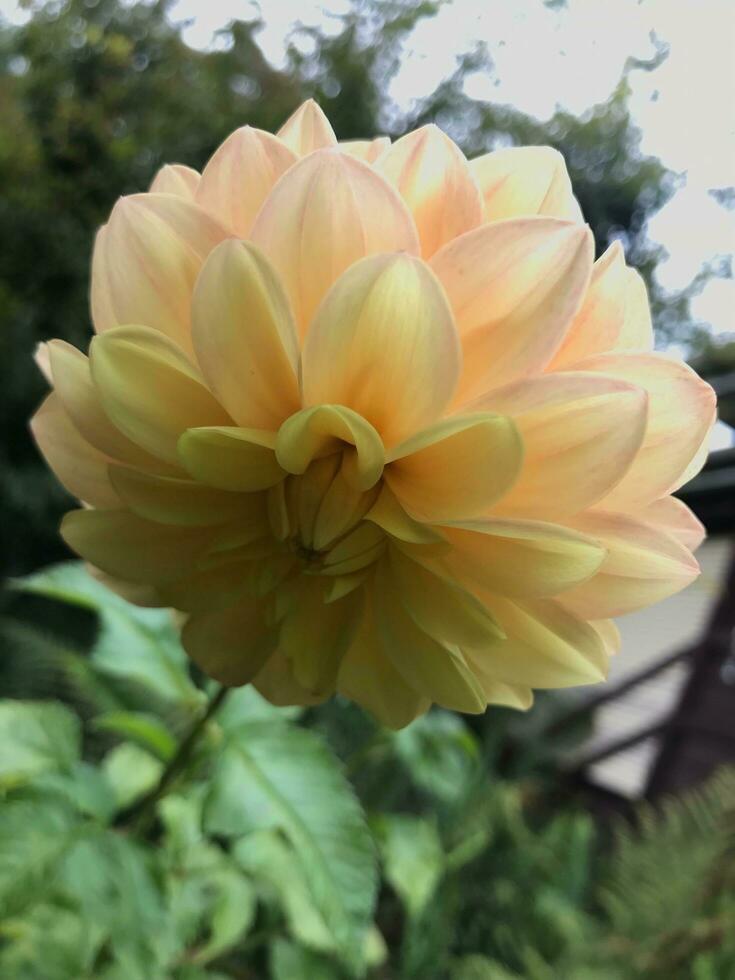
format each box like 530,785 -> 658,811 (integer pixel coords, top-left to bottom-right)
117,685 -> 229,833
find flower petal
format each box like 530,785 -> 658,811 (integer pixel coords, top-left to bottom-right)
181,599 -> 278,686
149,163 -> 200,199
195,127 -> 298,236
632,496 -> 706,552
108,466 -> 253,526
191,240 -> 300,429
386,413 -> 522,521
339,137 -> 390,162
301,253 -> 461,446
90,193 -> 231,353
431,218 -> 593,402
616,268 -> 654,351
31,394 -> 120,508
178,426 -> 283,491
365,486 -> 448,545
567,353 -> 717,508
254,648 -> 329,708
90,325 -> 232,465
376,124 -> 483,257
250,149 -> 419,338
469,372 -> 648,518
276,99 -> 337,155
469,145 -> 582,222
559,510 -> 700,618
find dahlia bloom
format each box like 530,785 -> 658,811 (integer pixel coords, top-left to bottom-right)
33,100 -> 716,728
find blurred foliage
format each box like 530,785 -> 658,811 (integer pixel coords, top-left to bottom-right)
0,562 -> 734,978
1,0 -> 730,582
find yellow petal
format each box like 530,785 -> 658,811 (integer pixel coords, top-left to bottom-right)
276,99 -> 337,155
61,508 -> 214,584
178,426 -> 283,491
312,463 -> 380,552
469,145 -> 582,223
482,682 -> 534,711
108,466 -> 253,526
365,486 -> 448,545
90,193 -> 230,353
560,510 -> 700,618
254,648 -> 329,707
90,325 -> 231,465
195,127 -> 297,236
470,372 -> 648,519
301,253 -> 460,446
149,163 -> 200,199
181,600 -> 278,686
386,413 -> 522,521
322,522 -> 387,576
376,124 -> 483,257
567,353 -> 717,508
431,218 -> 593,403
34,342 -> 53,383
158,559 -> 257,614
439,518 -> 606,598
616,268 -> 654,351
31,394 -> 120,508
191,240 -> 300,429
632,496 -> 705,551
339,137 -> 390,162
250,149 -> 419,338
275,405 -> 384,491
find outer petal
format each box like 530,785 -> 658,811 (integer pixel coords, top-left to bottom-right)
431,218 -> 593,402
195,127 -> 298,236
31,394 -> 120,508
181,599 -> 278,686
149,163 -> 200,198
90,325 -> 232,465
178,427 -> 283,492
437,518 -> 606,599
616,268 -> 654,351
632,496 -> 706,552
108,466 -> 252,527
567,353 -> 717,508
339,137 -> 390,162
469,372 -> 648,519
301,253 -> 461,446
61,509 -> 215,585
254,648 -> 328,708
385,414 -> 522,521
276,99 -> 337,155
250,149 -> 420,338
191,240 -> 300,429
90,194 -> 231,353
559,511 -> 700,618
469,145 -> 582,223
376,125 -> 483,258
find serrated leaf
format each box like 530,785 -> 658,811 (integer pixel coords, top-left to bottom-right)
92,711 -> 177,761
102,742 -> 162,809
375,814 -> 444,919
204,721 -> 377,974
392,709 -> 479,802
189,867 -> 255,965
34,760 -> 118,822
215,684 -> 303,729
0,700 -> 80,788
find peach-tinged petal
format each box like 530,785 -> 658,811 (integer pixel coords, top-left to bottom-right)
339,137 -> 390,162
195,127 -> 298,236
149,163 -> 200,198
181,600 -> 278,686
366,486 -> 447,545
560,511 -> 700,618
632,496 -> 706,552
61,509 -> 214,585
470,372 -> 648,518
90,325 -> 232,465
301,253 -> 460,446
569,353 -> 717,508
31,394 -> 120,508
108,466 -> 251,527
386,413 -> 523,521
250,149 -> 420,338
469,145 -> 582,223
90,193 -> 230,352
178,427 -> 283,492
431,218 -> 593,402
376,124 -> 483,257
34,342 -> 52,383
616,268 -> 654,351
191,240 -> 300,429
438,518 -> 606,598
276,99 -> 337,155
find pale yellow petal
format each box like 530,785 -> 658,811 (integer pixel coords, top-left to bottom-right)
339,137 -> 390,162
34,342 -> 52,383
158,559 -> 257,614
301,253 -> 461,446
385,413 -> 522,521
616,268 -> 654,351
376,124 -> 483,257
254,648 -> 329,708
431,218 -> 593,402
321,522 -> 387,576
469,145 -> 582,223
181,600 -> 277,686
632,496 -> 706,552
365,486 -> 448,545
276,99 -> 337,155
470,372 -> 648,518
149,163 -> 200,199
195,127 -> 297,235
90,325 -> 232,465
108,466 -> 252,527
191,240 -> 300,429
250,149 -> 419,338
178,426 -> 284,491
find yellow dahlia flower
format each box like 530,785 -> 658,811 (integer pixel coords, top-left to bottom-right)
33,100 -> 716,728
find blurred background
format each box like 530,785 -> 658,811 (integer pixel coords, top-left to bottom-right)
0,2 -> 734,978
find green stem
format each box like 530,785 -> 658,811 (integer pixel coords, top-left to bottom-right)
117,685 -> 229,834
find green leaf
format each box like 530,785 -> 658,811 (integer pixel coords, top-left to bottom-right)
189,867 -> 255,965
215,684 -> 303,729
270,939 -> 343,980
0,700 -> 80,789
34,760 -> 118,822
392,709 -> 480,803
375,814 -> 444,919
92,711 -> 177,762
204,721 -> 377,974
102,743 -> 162,809
0,902 -> 102,980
